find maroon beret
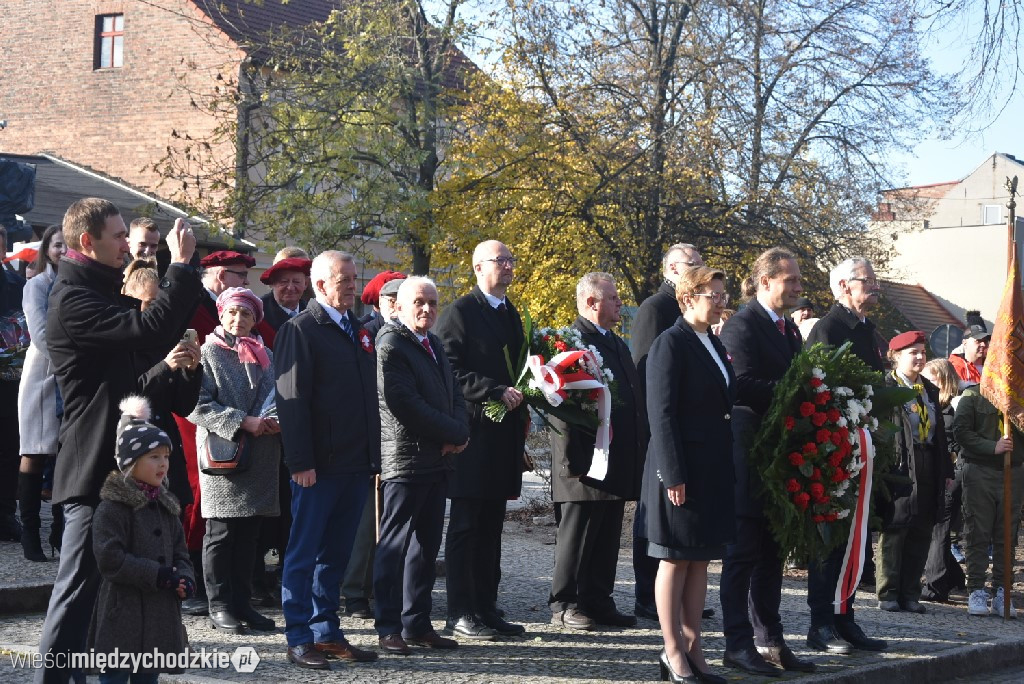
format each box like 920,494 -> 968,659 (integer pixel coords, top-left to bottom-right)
200,250 -> 256,268
259,257 -> 312,285
888,330 -> 926,351
360,270 -> 406,306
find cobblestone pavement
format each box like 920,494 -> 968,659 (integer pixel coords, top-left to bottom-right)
2,476 -> 1024,682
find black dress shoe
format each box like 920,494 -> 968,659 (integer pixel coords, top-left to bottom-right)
835,621 -> 887,651
479,611 -> 526,636
724,651 -> 778,675
346,599 -> 373,619
446,615 -> 497,640
806,624 -> 852,654
181,597 -> 209,616
209,611 -> 246,634
634,601 -> 659,620
757,644 -> 816,672
378,633 -> 412,655
236,607 -> 276,631
287,643 -> 330,670
591,609 -> 637,627
722,647 -> 781,677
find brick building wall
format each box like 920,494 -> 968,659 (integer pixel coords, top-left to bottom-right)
0,0 -> 243,195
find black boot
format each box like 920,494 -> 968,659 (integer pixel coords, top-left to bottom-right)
18,472 -> 47,562
48,503 -> 64,557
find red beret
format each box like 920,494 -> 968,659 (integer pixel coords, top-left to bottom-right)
259,257 -> 312,284
888,330 -> 926,351
200,250 -> 256,268
360,270 -> 406,306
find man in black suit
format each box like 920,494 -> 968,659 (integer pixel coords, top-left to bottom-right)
718,247 -> 818,677
549,273 -> 646,630
434,239 -> 528,639
629,242 -> 704,621
276,251 -> 381,670
803,257 -> 888,654
260,256 -> 312,334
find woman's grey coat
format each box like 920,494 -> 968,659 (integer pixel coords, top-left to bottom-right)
89,471 -> 193,671
189,338 -> 280,519
17,266 -> 59,453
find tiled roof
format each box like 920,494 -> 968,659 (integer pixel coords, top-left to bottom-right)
191,0 -> 478,89
880,280 -> 962,334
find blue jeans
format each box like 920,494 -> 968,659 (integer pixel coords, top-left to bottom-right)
281,472 -> 369,646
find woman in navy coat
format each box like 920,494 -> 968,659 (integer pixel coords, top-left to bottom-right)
642,265 -> 736,683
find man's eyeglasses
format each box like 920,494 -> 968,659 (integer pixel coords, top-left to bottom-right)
849,277 -> 879,287
692,292 -> 730,304
223,269 -> 248,279
481,257 -> 518,268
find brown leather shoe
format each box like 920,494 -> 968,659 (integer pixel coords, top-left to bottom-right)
378,634 -> 412,655
406,629 -> 459,649
287,643 -> 330,670
757,644 -> 816,672
314,640 -> 379,662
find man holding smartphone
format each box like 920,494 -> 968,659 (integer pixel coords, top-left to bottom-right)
37,200 -> 202,684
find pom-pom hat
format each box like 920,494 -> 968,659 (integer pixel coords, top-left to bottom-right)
115,396 -> 172,473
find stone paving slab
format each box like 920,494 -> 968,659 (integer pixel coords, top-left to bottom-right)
3,507 -> 1024,682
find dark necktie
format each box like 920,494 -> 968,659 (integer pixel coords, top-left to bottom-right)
776,318 -> 786,336
421,337 -> 437,362
496,301 -> 507,313
339,314 -> 355,342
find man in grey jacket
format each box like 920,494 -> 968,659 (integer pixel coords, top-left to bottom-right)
372,277 -> 469,654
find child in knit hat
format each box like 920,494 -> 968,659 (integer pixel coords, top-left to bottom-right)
88,396 -> 196,682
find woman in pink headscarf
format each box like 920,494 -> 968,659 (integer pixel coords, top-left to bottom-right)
188,287 -> 281,634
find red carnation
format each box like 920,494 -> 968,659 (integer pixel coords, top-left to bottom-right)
803,442 -> 818,455
788,452 -> 805,467
810,377 -> 823,388
814,390 -> 832,405
810,482 -> 826,501
812,514 -> 826,523
827,408 -> 842,423
543,335 -> 551,341
831,468 -> 848,482
784,416 -> 796,430
786,478 -> 801,493
793,492 -> 810,511
815,428 -> 831,444
799,402 -> 816,417
824,512 -> 838,522
837,426 -> 850,441
554,341 -> 569,352
830,431 -> 844,446
810,467 -> 822,481
811,412 -> 828,427
828,452 -> 844,467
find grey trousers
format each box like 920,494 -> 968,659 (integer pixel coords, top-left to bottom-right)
961,462 -> 1024,591
341,475 -> 377,605
34,500 -> 101,684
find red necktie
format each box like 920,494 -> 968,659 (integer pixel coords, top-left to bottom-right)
421,337 -> 437,362
776,319 -> 786,336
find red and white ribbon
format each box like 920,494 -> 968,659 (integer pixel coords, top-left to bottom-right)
526,350 -> 611,480
835,427 -> 874,614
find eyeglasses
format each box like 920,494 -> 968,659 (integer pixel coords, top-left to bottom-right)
849,277 -> 879,287
692,292 -> 730,304
480,257 -> 518,267
223,269 -> 248,279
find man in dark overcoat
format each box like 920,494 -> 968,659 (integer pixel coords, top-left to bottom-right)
36,199 -> 201,684
803,257 -> 888,653
276,251 -> 381,670
717,247 -> 817,677
433,239 -> 527,639
629,242 -> 704,620
549,273 -> 646,630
